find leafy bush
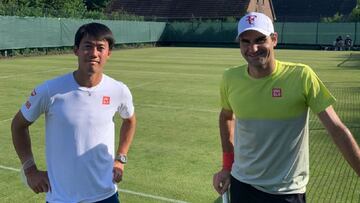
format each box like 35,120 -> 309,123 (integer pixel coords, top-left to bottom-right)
0,0 -> 142,20
321,1 -> 360,22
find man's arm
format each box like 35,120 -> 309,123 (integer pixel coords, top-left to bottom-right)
213,108 -> 235,195
318,105 -> 360,176
11,110 -> 50,193
11,111 -> 34,165
219,109 -> 235,153
113,113 -> 136,183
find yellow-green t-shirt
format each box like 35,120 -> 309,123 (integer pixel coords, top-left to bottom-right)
220,60 -> 336,194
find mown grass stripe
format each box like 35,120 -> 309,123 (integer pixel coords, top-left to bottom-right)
0,165 -> 188,203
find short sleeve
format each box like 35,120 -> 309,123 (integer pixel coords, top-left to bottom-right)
20,82 -> 49,122
303,66 -> 336,114
117,84 -> 135,119
220,71 -> 232,111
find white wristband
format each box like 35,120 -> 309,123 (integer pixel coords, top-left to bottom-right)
22,158 -> 35,171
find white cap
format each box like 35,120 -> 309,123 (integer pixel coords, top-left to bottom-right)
237,12 -> 274,37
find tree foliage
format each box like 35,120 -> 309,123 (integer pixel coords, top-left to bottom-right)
321,1 -> 360,22
349,4 -> 360,22
84,0 -> 111,11
0,0 -> 143,20
321,12 -> 346,23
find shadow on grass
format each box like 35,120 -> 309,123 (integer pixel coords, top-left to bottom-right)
337,53 -> 360,69
213,196 -> 223,203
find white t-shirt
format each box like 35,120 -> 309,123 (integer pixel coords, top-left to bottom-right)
21,72 -> 134,203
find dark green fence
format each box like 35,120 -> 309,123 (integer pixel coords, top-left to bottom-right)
0,16 -> 359,50
164,21 -> 359,46
0,16 -> 166,50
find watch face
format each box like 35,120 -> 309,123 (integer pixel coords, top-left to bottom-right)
120,156 -> 127,163
116,155 -> 127,164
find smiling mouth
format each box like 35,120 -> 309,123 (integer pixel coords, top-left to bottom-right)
248,52 -> 265,58
88,60 -> 99,64
248,54 -> 261,59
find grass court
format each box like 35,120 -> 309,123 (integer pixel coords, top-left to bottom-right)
0,47 -> 359,202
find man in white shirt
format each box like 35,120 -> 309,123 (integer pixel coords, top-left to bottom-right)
11,22 -> 136,203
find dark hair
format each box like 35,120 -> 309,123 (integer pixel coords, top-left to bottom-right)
74,22 -> 115,50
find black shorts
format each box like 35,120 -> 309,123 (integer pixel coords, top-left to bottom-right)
46,192 -> 119,203
230,176 -> 306,203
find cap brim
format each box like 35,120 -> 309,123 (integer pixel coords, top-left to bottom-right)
237,27 -> 272,37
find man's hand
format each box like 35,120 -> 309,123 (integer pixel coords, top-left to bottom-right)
113,161 -> 124,183
213,169 -> 231,195
24,165 -> 51,194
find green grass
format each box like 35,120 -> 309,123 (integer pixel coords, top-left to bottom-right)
0,47 -> 359,203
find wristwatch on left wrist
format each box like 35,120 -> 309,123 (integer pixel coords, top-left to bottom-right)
115,154 -> 127,164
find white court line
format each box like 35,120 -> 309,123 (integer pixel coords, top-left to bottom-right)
0,68 -> 70,79
130,79 -> 165,89
0,118 -> 12,123
0,165 -> 20,172
137,103 -> 218,113
0,165 -> 189,203
118,189 -> 188,203
108,69 -> 218,78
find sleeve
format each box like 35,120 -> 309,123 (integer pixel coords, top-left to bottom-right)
117,84 -> 135,119
220,71 -> 232,111
303,65 -> 336,114
20,82 -> 49,122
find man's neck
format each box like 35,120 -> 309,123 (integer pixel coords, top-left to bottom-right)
73,70 -> 102,88
248,60 -> 276,79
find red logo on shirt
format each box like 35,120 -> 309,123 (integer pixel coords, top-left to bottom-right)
31,89 -> 37,96
272,88 -> 282,97
25,100 -> 31,109
102,96 -> 110,105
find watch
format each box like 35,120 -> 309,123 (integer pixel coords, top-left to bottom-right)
115,154 -> 127,164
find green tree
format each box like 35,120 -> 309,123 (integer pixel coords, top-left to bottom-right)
84,0 -> 111,11
0,0 -> 42,16
35,0 -> 86,17
0,0 -> 86,18
321,12 -> 345,22
349,3 -> 360,22
0,0 -> 142,20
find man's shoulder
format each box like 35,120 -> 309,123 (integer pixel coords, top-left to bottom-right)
32,72 -> 72,91
277,60 -> 312,72
37,72 -> 75,97
103,74 -> 122,85
277,60 -> 318,82
277,60 -> 308,68
223,64 -> 246,75
102,74 -> 129,90
46,72 -> 73,85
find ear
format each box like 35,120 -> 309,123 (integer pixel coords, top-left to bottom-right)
107,50 -> 112,57
73,46 -> 79,56
271,32 -> 278,47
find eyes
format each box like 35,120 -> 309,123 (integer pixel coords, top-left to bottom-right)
82,43 -> 107,52
240,36 -> 268,46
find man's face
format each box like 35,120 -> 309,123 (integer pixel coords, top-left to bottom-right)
239,30 -> 277,68
74,35 -> 111,76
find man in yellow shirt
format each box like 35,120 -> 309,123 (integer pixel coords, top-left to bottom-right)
213,12 -> 360,203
